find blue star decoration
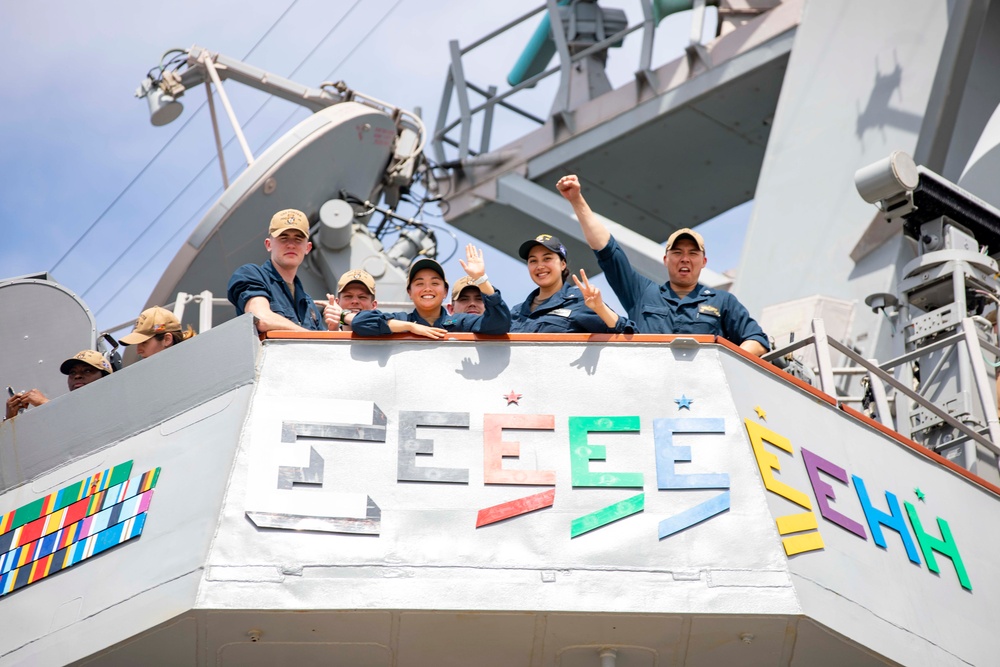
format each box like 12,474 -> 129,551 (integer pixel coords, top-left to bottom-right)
915,487 -> 925,501
504,390 -> 522,406
674,395 -> 694,410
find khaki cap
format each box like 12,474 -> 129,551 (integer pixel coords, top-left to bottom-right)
268,209 -> 311,239
451,276 -> 481,300
337,269 -> 376,296
59,350 -> 113,375
120,306 -> 182,345
665,227 -> 705,252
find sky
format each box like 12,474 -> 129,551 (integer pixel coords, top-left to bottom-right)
0,0 -> 748,334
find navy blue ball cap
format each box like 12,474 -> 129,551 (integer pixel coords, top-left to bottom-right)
518,234 -> 567,260
407,257 -> 447,287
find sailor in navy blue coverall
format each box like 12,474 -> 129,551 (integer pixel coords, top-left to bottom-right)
349,245 -> 511,337
227,209 -> 326,332
555,175 -> 769,355
510,233 -> 634,334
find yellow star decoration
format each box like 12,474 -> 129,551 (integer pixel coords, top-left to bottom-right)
754,405 -> 767,420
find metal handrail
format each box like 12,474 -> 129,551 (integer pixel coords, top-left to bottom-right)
766,321 -> 1000,457
433,0 -> 713,167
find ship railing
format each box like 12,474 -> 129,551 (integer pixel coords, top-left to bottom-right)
764,318 -> 1000,458
103,291 -> 228,339
432,0 -> 718,169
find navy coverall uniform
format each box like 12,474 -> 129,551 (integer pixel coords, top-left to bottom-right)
351,290 -> 511,335
596,235 -> 768,347
227,259 -> 323,331
511,282 -> 635,334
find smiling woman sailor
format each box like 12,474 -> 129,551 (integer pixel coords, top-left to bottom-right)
510,234 -> 634,334
348,244 -> 511,338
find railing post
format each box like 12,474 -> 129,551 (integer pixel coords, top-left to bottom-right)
173,292 -> 190,324
961,318 -> 1000,449
480,85 -> 498,155
448,40 -> 473,162
432,69 -> 454,165
199,290 -> 215,332
812,319 -> 837,397
547,0 -> 574,121
635,0 -> 659,93
866,359 -> 894,429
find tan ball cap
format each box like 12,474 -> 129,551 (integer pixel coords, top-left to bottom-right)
268,209 -> 311,239
451,275 -> 480,300
665,227 -> 706,252
120,306 -> 182,345
59,350 -> 113,375
337,269 -> 376,296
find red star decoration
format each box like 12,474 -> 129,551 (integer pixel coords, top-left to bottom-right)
504,390 -> 522,405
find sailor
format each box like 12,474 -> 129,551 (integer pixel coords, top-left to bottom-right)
227,209 -> 326,332
323,269 -> 378,331
510,233 -> 634,334
556,174 -> 768,355
119,306 -> 195,359
448,276 -> 484,315
4,350 -> 113,420
348,244 -> 511,338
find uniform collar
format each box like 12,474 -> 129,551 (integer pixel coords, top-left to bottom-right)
411,307 -> 448,326
663,282 -> 710,301
264,259 -> 300,287
522,282 -> 575,314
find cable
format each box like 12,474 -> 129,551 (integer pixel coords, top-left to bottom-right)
48,0 -> 302,276
81,148 -> 225,300
94,189 -> 219,317
85,1 -> 365,303
318,0 -> 405,82
47,108 -> 207,276
241,0 -> 303,61
92,0 -> 392,316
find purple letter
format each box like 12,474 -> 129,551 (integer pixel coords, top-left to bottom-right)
801,447 -> 866,539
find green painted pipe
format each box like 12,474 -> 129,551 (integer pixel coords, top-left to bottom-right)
507,0 -> 571,87
507,0 -> 713,88
654,0 -> 721,26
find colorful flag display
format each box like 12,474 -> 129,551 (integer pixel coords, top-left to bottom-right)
0,461 -> 159,597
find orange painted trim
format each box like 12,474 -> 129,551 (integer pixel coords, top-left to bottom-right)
263,332 -> 717,343
714,336 -> 838,407
838,404 -> 1000,497
265,331 -> 354,340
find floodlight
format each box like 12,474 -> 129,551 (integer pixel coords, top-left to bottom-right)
136,76 -> 183,127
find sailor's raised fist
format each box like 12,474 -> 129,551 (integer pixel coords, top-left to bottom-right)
556,174 -> 581,199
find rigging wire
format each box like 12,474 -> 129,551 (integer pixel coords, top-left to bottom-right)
92,0 -> 405,317
48,0 -> 302,276
84,0 -> 366,304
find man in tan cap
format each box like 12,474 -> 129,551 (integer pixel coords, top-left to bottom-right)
227,208 -> 326,332
447,276 -> 484,315
555,174 -> 768,356
323,269 -> 378,331
120,306 -> 193,359
5,350 -> 113,420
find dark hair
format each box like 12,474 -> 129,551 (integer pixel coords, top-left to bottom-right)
155,326 -> 196,347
